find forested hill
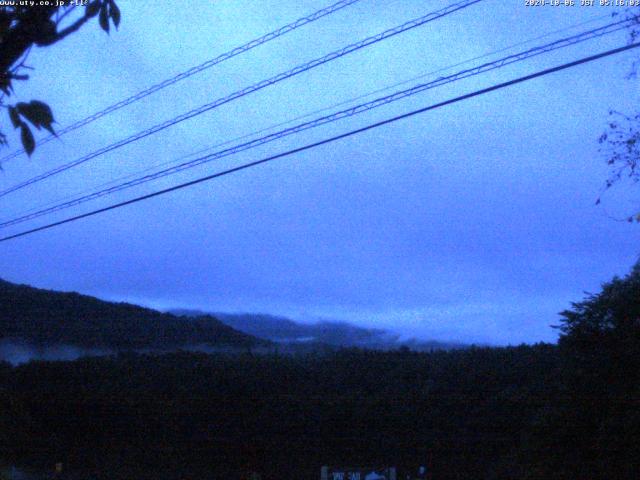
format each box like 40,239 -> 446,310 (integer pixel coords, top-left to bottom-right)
0,279 -> 262,349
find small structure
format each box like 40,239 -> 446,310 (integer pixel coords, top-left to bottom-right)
321,466 -> 397,480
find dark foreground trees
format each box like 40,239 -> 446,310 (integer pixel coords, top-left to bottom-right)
0,345 -> 561,480
0,1 -> 120,155
523,261 -> 640,479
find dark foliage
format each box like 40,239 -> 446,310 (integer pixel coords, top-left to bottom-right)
597,13 -> 640,220
0,345 -> 560,480
0,1 -> 119,154
522,262 -> 640,480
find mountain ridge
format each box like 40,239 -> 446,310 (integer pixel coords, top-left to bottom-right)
171,309 -> 465,351
0,278 -> 263,352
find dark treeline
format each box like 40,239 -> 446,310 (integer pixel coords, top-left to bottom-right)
0,345 -> 561,480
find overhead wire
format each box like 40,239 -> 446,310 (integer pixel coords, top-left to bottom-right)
0,0 -> 363,164
0,0 -> 483,199
38,9 -> 615,207
0,10 -> 615,225
1,41 -> 638,243
0,17 -> 633,230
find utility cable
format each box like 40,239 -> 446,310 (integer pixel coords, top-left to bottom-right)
1,41 -> 637,243
0,17 -> 632,229
2,11 -> 615,224
0,0 -> 481,198
0,0 -> 363,164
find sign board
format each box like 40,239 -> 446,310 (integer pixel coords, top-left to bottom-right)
320,466 -> 396,480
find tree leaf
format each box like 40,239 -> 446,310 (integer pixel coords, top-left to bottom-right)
99,4 -> 110,33
0,11 -> 11,36
20,125 -> 35,156
16,100 -> 56,135
29,100 -> 55,135
15,100 -> 55,134
8,106 -> 21,129
110,0 -> 121,28
0,76 -> 12,95
85,1 -> 101,18
15,102 -> 37,128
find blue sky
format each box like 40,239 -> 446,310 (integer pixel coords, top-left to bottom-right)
0,0 -> 638,344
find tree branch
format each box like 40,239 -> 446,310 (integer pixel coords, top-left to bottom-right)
38,10 -> 91,46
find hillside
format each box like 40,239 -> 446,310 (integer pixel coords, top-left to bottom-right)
0,279 -> 262,350
172,309 -> 464,350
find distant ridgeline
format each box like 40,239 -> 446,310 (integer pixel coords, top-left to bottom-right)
0,279 -> 262,351
172,310 -> 465,351
0,276 -> 461,366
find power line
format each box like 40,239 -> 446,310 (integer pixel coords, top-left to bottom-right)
0,17 -> 632,229
8,10 -> 615,223
1,41 -> 637,243
0,0 -> 363,164
0,18 -> 631,227
0,0 -> 482,199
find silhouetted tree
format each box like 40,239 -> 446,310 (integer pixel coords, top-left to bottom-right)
537,261 -> 640,479
558,260 -> 640,393
598,11 -> 640,221
0,1 -> 120,155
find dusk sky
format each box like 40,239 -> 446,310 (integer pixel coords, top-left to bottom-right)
0,0 -> 638,345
